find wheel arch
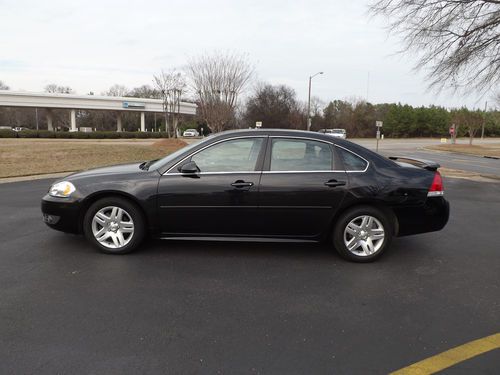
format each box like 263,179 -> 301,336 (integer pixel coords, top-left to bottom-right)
78,191 -> 149,234
329,200 -> 399,239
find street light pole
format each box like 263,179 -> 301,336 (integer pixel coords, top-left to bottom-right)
307,71 -> 324,131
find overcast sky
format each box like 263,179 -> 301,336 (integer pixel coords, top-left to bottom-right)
0,0 -> 488,108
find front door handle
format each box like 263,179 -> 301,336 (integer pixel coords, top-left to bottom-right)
231,180 -> 254,188
324,179 -> 346,187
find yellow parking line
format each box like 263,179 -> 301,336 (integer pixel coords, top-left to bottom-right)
390,332 -> 500,375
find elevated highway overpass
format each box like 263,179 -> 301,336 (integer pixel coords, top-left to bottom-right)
0,90 -> 197,132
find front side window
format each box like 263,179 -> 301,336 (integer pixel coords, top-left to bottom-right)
191,138 -> 264,172
270,138 -> 333,171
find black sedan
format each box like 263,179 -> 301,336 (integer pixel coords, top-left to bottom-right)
41,129 -> 449,262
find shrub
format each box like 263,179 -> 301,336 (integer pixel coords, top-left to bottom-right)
2,130 -> 170,139
0,129 -> 17,138
37,130 -> 57,138
17,130 -> 41,138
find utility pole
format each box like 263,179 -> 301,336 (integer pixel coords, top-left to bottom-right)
366,71 -> 370,102
35,108 -> 39,131
481,101 -> 487,140
307,71 -> 324,131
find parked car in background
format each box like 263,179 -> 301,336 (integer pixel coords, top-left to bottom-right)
42,129 -> 449,262
12,126 -> 28,132
318,128 -> 347,139
183,129 -> 200,137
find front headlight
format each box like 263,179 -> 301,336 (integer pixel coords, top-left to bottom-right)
49,181 -> 76,198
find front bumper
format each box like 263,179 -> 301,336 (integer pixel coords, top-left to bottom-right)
41,195 -> 82,234
394,197 -> 450,237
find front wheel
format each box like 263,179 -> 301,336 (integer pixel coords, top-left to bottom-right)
333,206 -> 393,262
83,197 -> 145,254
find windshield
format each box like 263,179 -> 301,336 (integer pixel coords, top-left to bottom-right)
146,137 -> 209,171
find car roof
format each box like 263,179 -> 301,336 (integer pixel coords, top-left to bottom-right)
209,128 -> 395,167
210,128 -> 360,147
155,128 -> 396,174
211,128 -> 337,141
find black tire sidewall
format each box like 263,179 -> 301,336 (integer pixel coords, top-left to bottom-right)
83,197 -> 145,254
333,206 -> 393,262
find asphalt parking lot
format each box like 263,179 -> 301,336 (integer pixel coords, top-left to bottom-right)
1,177 -> 499,374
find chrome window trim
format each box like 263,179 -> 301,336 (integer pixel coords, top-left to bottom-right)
269,135 -> 334,145
164,134 -> 370,175
334,144 -> 370,173
262,170 -> 345,174
165,171 -> 262,176
164,135 -> 267,175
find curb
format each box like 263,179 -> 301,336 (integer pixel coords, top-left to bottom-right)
422,146 -> 500,160
0,171 -> 76,185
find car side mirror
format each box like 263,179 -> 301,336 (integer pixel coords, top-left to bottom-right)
178,161 -> 200,175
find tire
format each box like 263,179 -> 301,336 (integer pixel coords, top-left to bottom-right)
83,197 -> 145,254
333,205 -> 393,263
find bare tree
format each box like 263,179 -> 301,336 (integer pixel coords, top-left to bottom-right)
0,80 -> 9,90
451,107 -> 484,144
129,85 -> 160,99
102,84 -> 130,97
494,92 -> 500,108
153,70 -> 186,137
44,84 -> 74,94
370,1 -> 500,94
244,83 -> 305,129
186,51 -> 253,133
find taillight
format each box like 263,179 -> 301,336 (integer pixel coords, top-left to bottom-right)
427,171 -> 444,197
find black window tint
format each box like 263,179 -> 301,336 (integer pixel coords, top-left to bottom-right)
192,138 -> 264,172
270,139 -> 332,171
338,147 -> 368,171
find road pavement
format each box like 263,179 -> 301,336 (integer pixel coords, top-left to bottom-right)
351,138 -> 500,176
0,178 -> 499,374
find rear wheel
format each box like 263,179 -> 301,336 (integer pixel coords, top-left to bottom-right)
333,206 -> 393,262
83,197 -> 145,254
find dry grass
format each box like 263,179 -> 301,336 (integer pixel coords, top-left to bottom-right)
0,138 -> 187,178
427,143 -> 500,158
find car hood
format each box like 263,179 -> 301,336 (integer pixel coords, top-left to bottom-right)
65,162 -> 145,180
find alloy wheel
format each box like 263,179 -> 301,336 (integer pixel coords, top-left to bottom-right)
343,215 -> 385,257
91,206 -> 135,249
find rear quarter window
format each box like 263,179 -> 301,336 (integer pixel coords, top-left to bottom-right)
337,147 -> 368,171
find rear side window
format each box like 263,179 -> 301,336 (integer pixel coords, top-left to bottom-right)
270,138 -> 333,171
337,147 -> 368,171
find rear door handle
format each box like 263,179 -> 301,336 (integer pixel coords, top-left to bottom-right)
231,180 -> 254,188
324,179 -> 346,187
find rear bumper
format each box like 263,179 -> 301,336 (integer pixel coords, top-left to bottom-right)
394,197 -> 450,237
41,195 -> 81,234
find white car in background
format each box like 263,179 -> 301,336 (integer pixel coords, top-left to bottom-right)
183,129 -> 200,137
318,128 -> 347,139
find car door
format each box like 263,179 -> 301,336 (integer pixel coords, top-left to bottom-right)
257,137 -> 348,238
157,136 -> 267,236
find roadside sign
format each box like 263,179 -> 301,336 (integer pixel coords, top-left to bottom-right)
255,121 -> 262,128
376,121 -> 383,127
123,102 -> 145,109
441,138 -> 447,143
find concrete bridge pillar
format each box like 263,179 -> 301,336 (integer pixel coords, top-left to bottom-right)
46,109 -> 53,131
70,109 -> 77,132
140,112 -> 145,132
117,112 -> 123,132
